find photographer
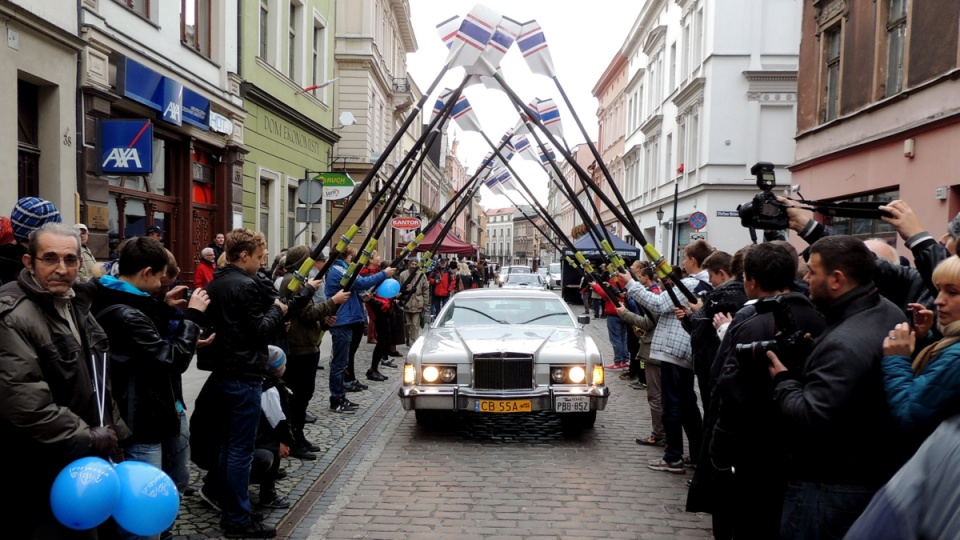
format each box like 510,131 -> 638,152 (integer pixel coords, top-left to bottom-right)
877,199 -> 957,298
689,243 -> 825,539
767,235 -> 907,539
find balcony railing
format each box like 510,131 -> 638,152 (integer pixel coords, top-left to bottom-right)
392,78 -> 410,93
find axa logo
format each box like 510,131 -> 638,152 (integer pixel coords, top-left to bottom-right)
102,148 -> 142,169
164,102 -> 182,123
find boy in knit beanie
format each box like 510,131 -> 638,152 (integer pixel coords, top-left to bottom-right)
0,197 -> 62,285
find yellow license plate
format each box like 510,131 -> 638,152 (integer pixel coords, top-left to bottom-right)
477,399 -> 533,413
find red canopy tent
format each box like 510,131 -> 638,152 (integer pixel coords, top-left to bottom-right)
413,226 -> 477,257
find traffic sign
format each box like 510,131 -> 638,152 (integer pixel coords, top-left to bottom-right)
297,179 -> 323,204
295,207 -> 322,223
689,211 -> 707,230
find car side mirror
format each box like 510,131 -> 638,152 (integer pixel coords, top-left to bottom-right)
577,314 -> 590,325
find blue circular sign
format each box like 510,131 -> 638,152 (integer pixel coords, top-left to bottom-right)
689,211 -> 707,230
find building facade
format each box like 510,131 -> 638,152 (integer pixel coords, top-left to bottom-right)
592,53 -> 629,238
3,0 -> 81,223
240,0 -> 339,254
619,0 -> 801,262
78,0 -> 246,279
484,206 -> 514,266
791,0 -> 960,257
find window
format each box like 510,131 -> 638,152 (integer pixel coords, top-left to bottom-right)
287,186 -> 297,247
120,0 -> 149,18
181,0 -> 211,58
884,0 -> 907,96
288,2 -> 298,79
259,1 -> 269,59
665,134 -> 673,183
311,21 -> 327,99
694,8 -> 704,68
669,42 -> 677,91
682,23 -> 691,78
689,111 -> 700,173
260,181 -> 271,237
823,25 -> 842,122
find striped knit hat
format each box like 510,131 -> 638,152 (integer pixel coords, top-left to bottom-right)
11,197 -> 62,243
267,345 -> 287,373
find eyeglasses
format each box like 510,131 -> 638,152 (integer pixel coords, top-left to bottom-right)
37,254 -> 80,268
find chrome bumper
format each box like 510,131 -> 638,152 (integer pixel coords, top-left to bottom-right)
397,385 -> 610,412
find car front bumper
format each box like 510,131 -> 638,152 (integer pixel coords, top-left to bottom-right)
398,385 -> 610,412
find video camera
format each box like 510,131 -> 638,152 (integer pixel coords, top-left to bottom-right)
737,162 -> 789,231
734,295 -> 812,371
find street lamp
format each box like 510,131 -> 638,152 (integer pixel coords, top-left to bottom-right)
656,207 -> 664,224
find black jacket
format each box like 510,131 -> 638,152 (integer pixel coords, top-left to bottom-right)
688,280 -> 748,382
0,242 -> 26,285
92,279 -> 201,443
907,233 -> 951,299
197,264 -> 285,378
773,284 -> 908,486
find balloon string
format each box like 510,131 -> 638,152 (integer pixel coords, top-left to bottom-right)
90,353 -> 106,427
100,353 -> 108,427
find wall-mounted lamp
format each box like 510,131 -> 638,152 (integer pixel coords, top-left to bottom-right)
656,207 -> 664,224
904,138 -> 915,159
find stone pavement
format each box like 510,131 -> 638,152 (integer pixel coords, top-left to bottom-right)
172,301 -> 712,539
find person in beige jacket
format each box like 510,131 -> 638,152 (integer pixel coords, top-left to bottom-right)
398,258 -> 430,345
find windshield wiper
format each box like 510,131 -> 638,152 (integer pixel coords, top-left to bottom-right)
520,313 -> 569,324
451,306 -> 507,324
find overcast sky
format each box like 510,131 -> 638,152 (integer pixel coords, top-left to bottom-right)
406,1 -> 641,210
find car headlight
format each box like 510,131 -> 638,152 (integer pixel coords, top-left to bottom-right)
568,366 -> 586,383
440,367 -> 456,382
419,365 -> 457,384
422,366 -> 439,383
550,366 -> 587,384
551,368 -> 565,383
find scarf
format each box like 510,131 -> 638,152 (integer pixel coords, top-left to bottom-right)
912,320 -> 960,376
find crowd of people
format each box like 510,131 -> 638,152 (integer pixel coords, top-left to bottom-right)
0,195 -> 497,539
11,189 -> 960,539
580,195 -> 960,539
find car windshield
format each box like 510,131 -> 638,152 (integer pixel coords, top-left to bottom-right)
437,297 -> 574,327
505,275 -> 542,286
549,263 -> 561,274
509,266 -> 531,274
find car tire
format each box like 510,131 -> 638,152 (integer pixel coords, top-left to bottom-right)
415,410 -> 443,427
559,410 -> 597,430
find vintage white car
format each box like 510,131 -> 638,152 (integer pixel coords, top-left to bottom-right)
398,289 -> 609,429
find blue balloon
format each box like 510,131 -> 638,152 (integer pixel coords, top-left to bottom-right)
113,461 -> 180,536
50,457 -> 120,530
377,278 -> 401,299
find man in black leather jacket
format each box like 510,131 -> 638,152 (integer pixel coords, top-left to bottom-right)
197,229 -> 288,539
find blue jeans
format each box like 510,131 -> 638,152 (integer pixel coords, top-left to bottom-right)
119,442 -> 164,540
213,378 -> 262,529
606,315 -> 629,362
593,299 -> 602,317
329,323 -> 362,403
780,481 -> 876,540
660,361 -> 703,463
162,409 -> 190,493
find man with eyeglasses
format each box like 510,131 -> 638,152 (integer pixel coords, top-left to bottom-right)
0,222 -> 130,538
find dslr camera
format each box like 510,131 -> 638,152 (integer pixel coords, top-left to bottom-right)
737,162 -> 789,231
735,295 -> 811,371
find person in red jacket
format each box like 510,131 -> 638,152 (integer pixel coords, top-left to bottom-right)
194,247 -> 216,289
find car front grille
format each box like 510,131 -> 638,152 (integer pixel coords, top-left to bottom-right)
472,352 -> 534,390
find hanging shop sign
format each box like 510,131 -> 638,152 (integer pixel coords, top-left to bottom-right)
118,57 -> 210,130
98,119 -> 154,175
391,217 -> 422,230
317,172 -> 356,201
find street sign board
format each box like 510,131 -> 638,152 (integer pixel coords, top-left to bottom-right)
295,207 -> 322,223
716,210 -> 739,217
392,217 -> 421,230
317,172 -> 355,201
689,211 -> 707,230
297,179 -> 323,204
690,232 -> 708,242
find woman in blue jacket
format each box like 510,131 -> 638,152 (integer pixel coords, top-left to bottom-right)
883,256 -> 960,449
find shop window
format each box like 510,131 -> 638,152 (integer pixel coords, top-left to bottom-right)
192,150 -> 216,204
181,0 -> 212,58
820,190 -> 899,241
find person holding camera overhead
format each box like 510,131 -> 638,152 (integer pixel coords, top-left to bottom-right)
687,242 -> 825,539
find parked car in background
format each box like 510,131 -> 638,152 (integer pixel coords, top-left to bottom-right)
503,273 -> 548,290
548,262 -> 562,289
536,267 -> 552,289
497,265 -> 532,286
399,289 -> 609,430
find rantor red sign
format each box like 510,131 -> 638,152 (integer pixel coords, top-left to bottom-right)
392,217 -> 421,230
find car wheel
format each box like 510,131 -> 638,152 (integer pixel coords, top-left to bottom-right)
415,410 -> 443,427
559,410 -> 597,430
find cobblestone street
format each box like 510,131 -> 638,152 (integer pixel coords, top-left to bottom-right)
173,296 -> 710,539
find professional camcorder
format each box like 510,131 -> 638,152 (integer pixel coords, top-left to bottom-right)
735,295 -> 812,372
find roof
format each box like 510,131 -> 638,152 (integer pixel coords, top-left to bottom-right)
485,207 -> 515,216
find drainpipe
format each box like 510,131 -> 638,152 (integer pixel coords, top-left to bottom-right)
75,0 -> 86,223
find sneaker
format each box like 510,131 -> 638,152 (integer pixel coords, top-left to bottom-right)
603,363 -> 625,370
636,435 -> 665,446
198,484 -> 221,513
258,494 -> 290,509
380,359 -> 398,369
629,381 -> 647,390
618,372 -> 635,381
342,398 -> 360,409
330,400 -> 358,413
304,413 -> 317,424
647,458 -> 685,474
223,520 -> 277,539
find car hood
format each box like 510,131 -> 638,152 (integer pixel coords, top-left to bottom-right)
420,326 -> 588,362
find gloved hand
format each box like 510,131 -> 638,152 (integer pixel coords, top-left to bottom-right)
90,425 -> 118,454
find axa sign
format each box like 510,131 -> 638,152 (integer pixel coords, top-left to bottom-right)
392,217 -> 422,230
98,120 -> 153,175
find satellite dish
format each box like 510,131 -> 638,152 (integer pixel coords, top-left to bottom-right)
339,111 -> 356,127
